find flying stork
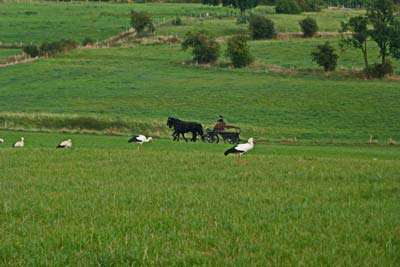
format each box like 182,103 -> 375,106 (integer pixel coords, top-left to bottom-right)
224,137 -> 255,165
12,137 -> 24,148
128,135 -> 153,150
57,139 -> 72,149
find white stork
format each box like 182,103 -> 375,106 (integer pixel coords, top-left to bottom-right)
224,137 -> 255,165
128,135 -> 153,150
0,138 -> 4,144
13,137 -> 24,148
56,139 -> 72,149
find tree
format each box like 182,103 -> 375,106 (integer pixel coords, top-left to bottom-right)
221,0 -> 259,15
249,15 -> 276,39
225,35 -> 254,68
182,31 -> 220,64
130,10 -> 153,34
311,42 -> 339,71
275,0 -> 302,14
367,0 -> 394,64
201,0 -> 220,5
340,15 -> 369,68
299,17 -> 318,37
389,20 -> 400,59
298,0 -> 321,11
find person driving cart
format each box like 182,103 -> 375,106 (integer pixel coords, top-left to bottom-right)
213,115 -> 239,132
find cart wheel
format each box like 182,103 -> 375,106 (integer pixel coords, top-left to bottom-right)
205,134 -> 218,143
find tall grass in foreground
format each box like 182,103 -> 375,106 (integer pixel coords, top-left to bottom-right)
0,131 -> 399,266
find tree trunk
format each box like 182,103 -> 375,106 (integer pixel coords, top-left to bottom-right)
362,41 -> 368,68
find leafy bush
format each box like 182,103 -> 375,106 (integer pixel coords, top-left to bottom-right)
365,61 -> 394,78
82,37 -> 94,46
249,15 -> 276,39
275,0 -> 302,14
299,17 -> 318,37
311,42 -> 339,71
182,31 -> 220,64
130,10 -> 153,33
236,15 -> 249,24
23,45 -> 39,57
172,17 -> 183,25
298,0 -> 321,11
39,39 -> 78,57
225,35 -> 254,68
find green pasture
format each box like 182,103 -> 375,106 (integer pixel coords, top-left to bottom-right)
157,8 -> 366,37
0,49 -> 21,58
0,3 -> 365,44
0,130 -> 399,266
248,38 -> 400,71
1,43 -> 399,142
0,3 -> 234,44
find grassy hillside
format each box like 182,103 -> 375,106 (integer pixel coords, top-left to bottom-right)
0,3 -> 364,44
0,49 -> 21,58
1,44 -> 399,142
157,8 -> 366,37
0,130 -> 399,266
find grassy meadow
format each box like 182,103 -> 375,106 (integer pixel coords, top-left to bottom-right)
1,2 -> 400,265
1,130 -> 399,265
0,49 -> 21,58
1,44 -> 399,142
0,3 -> 365,44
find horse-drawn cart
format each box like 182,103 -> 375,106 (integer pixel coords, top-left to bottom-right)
204,127 -> 241,144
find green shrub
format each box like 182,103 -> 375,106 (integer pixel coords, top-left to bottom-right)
275,0 -> 302,14
130,10 -> 153,33
299,17 -> 318,37
249,15 -> 276,39
182,31 -> 220,64
311,42 -> 339,71
23,45 -> 39,57
82,37 -> 94,46
172,17 -> 183,25
225,35 -> 254,68
39,39 -> 78,57
236,15 -> 249,24
298,0 -> 321,11
365,61 -> 394,78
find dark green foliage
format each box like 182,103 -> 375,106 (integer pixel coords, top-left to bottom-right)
299,17 -> 318,37
182,31 -> 220,63
221,0 -> 259,15
275,0 -> 302,14
82,37 -> 94,46
39,39 -> 77,57
249,15 -> 276,39
201,0 -> 220,5
225,35 -> 254,68
340,15 -> 369,68
367,0 -> 394,64
311,42 -> 339,71
172,17 -> 183,25
365,61 -> 394,78
23,45 -> 39,57
298,0 -> 321,11
130,10 -> 153,33
389,19 -> 400,59
236,15 -> 249,24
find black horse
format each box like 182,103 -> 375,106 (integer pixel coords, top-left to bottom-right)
167,117 -> 204,142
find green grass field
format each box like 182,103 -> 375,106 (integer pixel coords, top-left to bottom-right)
1,44 -> 399,142
0,3 -> 365,44
0,130 -> 399,265
0,49 -> 21,58
1,2 -> 400,266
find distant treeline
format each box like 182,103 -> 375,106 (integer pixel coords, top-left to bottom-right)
7,0 -> 399,8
